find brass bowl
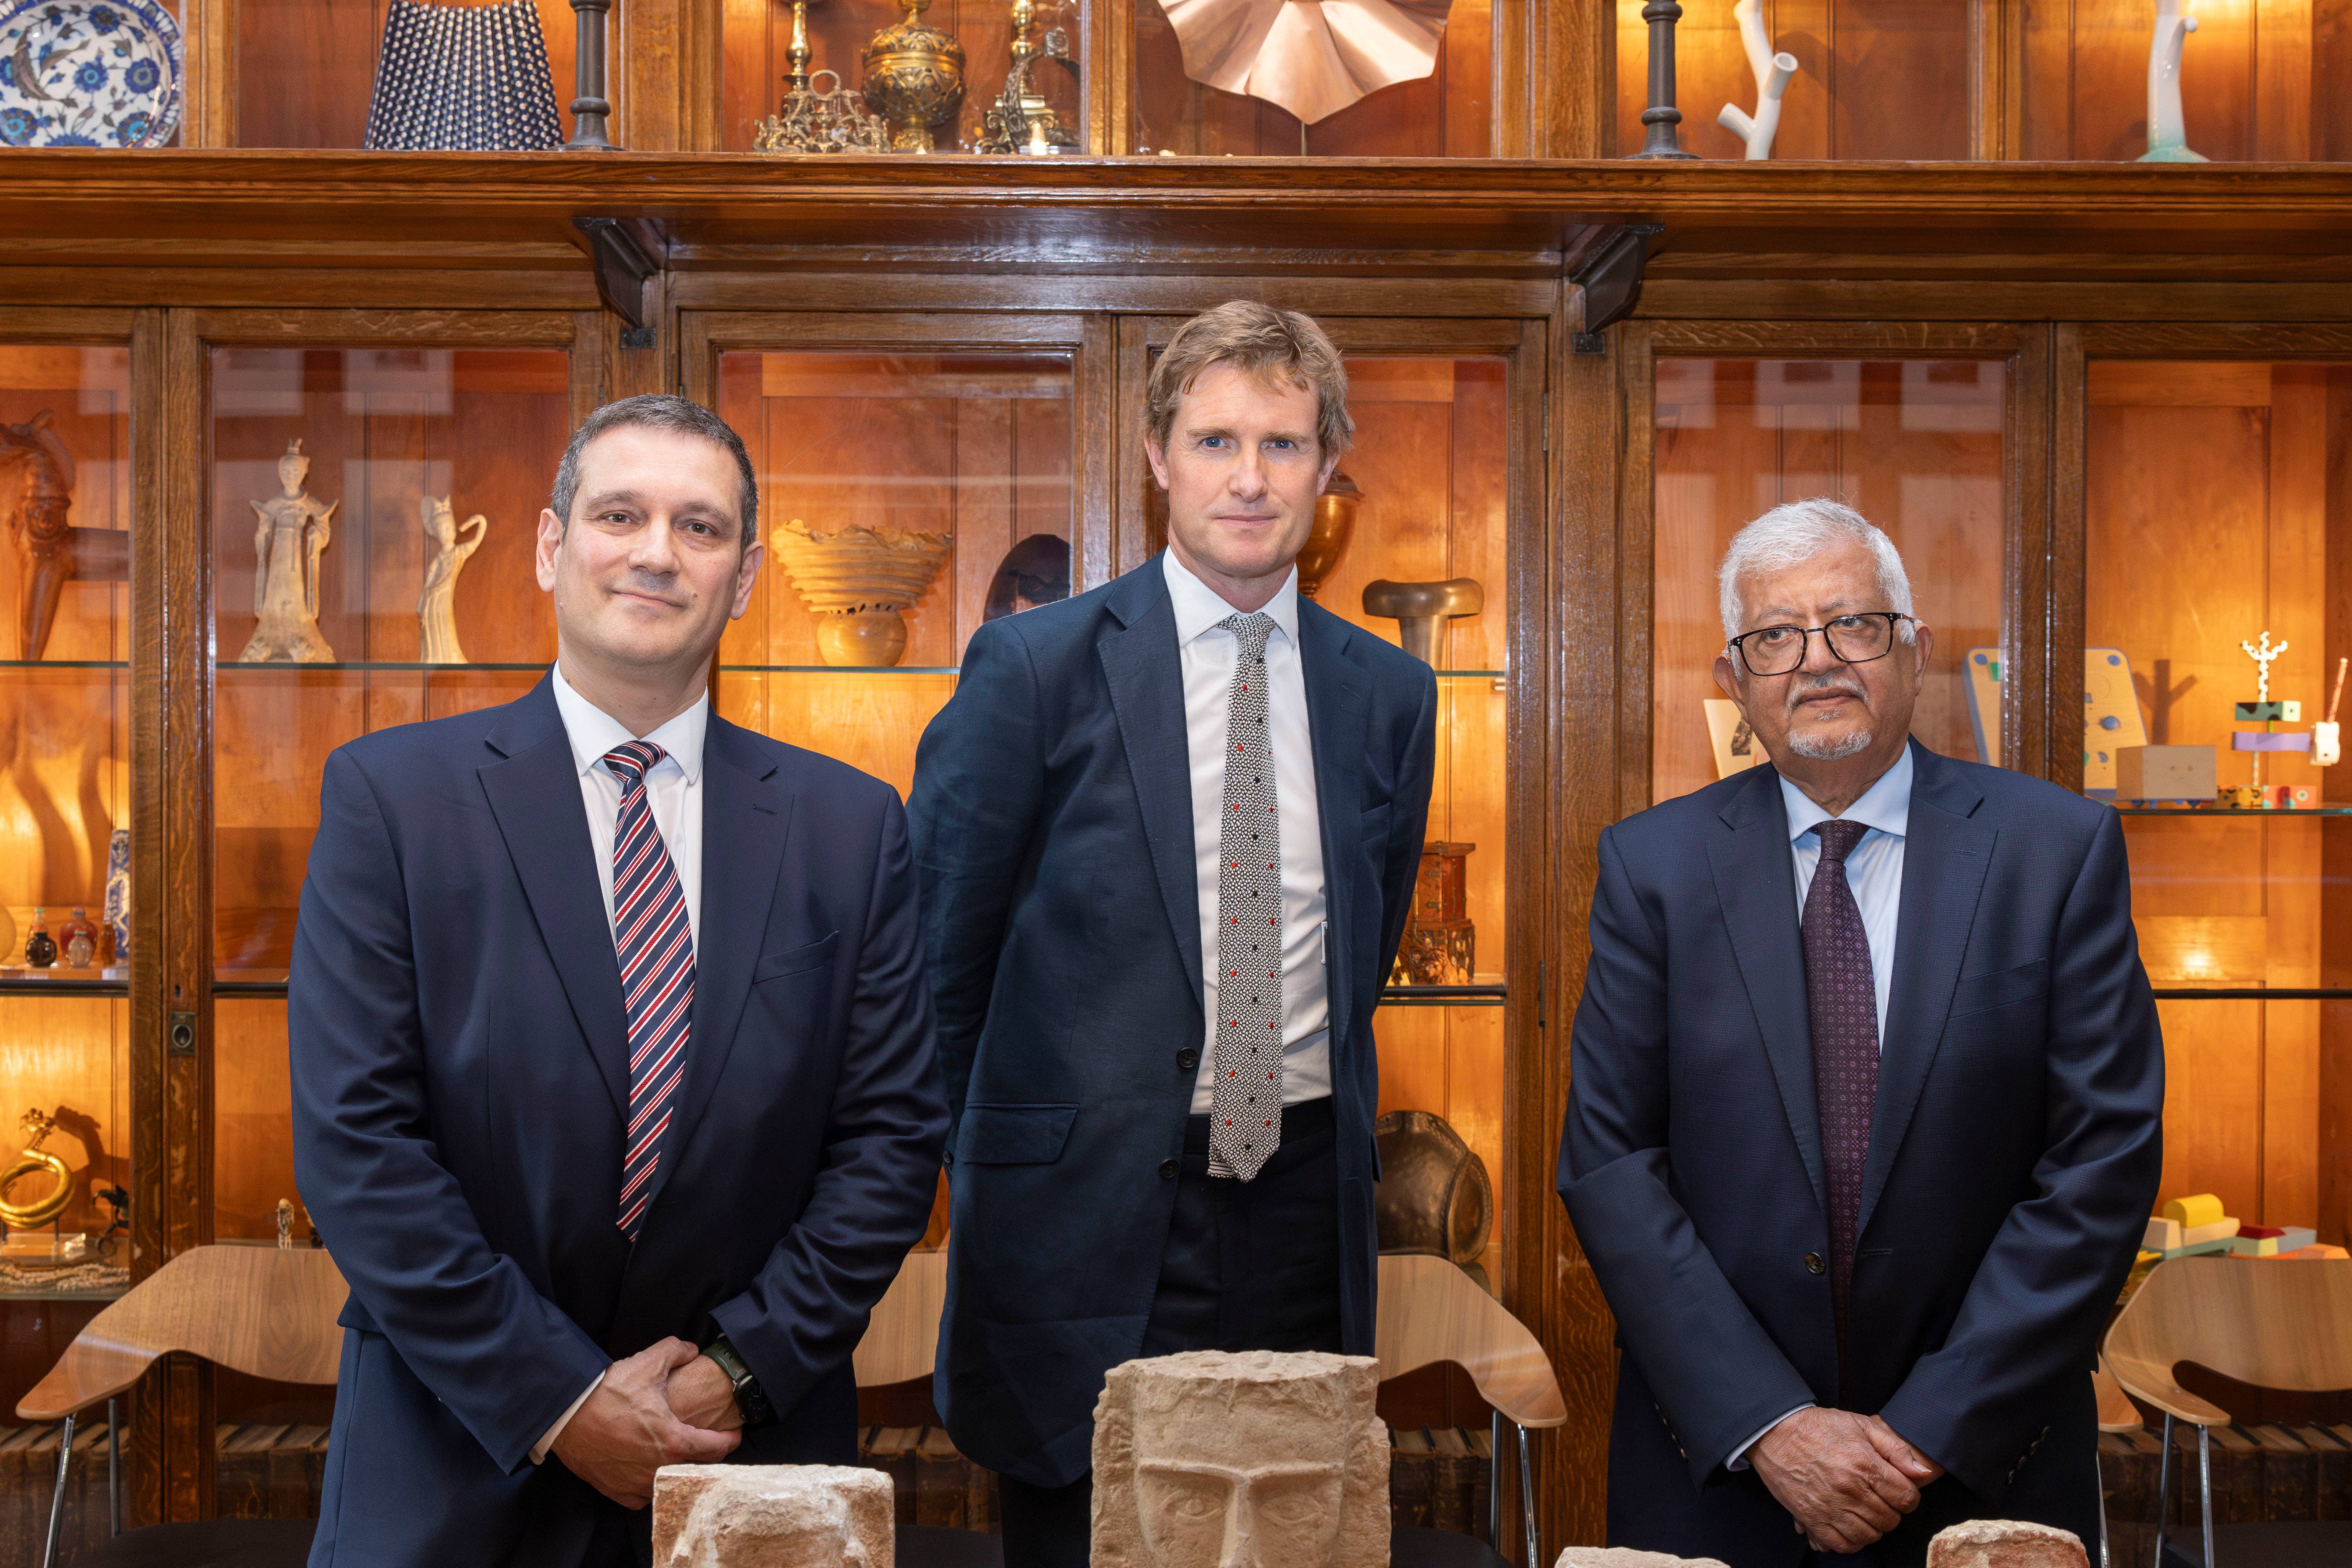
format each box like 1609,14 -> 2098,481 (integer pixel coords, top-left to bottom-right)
1297,469 -> 1360,599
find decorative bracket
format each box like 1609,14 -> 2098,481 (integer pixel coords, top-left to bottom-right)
1570,224 -> 1664,355
573,216 -> 665,343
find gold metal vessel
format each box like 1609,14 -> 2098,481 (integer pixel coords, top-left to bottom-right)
861,0 -> 966,153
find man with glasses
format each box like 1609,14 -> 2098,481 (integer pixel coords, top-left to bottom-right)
1557,498 -> 2162,1567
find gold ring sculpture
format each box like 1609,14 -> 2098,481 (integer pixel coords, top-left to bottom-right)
0,1109 -> 74,1231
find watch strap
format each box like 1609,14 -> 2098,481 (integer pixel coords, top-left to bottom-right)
704,1335 -> 776,1429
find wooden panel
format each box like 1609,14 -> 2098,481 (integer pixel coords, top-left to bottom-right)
214,1001 -> 296,1241
2157,997 -> 2265,1224
0,998 -> 131,1239
2018,0 -> 2347,162
1615,0 -> 1970,161
236,0 -> 580,149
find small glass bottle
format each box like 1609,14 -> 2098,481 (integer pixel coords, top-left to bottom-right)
59,906 -> 97,968
24,908 -> 56,969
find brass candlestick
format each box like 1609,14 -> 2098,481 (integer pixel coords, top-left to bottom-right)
786,0 -> 813,93
862,0 -> 966,153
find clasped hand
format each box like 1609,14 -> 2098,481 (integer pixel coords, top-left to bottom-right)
550,1337 -> 744,1509
1750,1406 -> 1944,1555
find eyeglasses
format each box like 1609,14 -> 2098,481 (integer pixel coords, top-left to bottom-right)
1726,612 -> 1915,678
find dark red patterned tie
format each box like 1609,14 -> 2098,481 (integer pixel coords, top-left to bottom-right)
1802,818 -> 1877,1402
605,741 -> 695,1242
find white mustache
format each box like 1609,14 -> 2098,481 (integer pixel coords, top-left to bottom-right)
1785,673 -> 1866,707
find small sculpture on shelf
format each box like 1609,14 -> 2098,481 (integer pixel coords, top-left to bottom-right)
861,0 -> 965,153
1362,577 -> 1482,667
0,1109 -> 72,1232
772,517 -> 953,667
418,495 -> 489,665
2140,0 -> 2206,163
240,439 -> 339,664
104,826 -> 129,964
0,409 -> 129,660
982,533 -> 1070,621
1295,470 -> 1359,600
1626,1 -> 1697,159
1157,0 -> 1450,128
2318,658 -> 2347,767
975,0 -> 1076,155
1717,0 -> 1797,160
1390,841 -> 1474,986
23,908 -> 54,969
2231,630 -> 2303,794
59,906 -> 96,969
754,0 -> 892,154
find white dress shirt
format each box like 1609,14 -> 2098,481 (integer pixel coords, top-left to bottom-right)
530,663 -> 710,1463
1163,551 -> 1333,1114
1730,742 -> 1914,1471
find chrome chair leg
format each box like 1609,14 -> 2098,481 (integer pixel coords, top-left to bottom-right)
2096,1438 -> 2110,1568
1489,1409 -> 1502,1549
2153,1412 -> 2174,1568
41,1410 -> 76,1568
108,1397 -> 120,1536
2198,1425 -> 2214,1568
1517,1423 -> 1539,1568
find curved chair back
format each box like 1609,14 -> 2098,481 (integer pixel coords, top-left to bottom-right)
2104,1257 -> 2352,1425
853,1245 -> 946,1388
18,1244 -> 347,1421
1375,1253 -> 1565,1429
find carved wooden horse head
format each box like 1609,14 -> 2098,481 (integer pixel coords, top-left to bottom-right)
0,410 -> 129,660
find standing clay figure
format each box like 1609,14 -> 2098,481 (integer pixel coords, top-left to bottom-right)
0,409 -> 130,660
417,495 -> 488,664
240,439 -> 338,663
1092,1351 -> 1388,1568
651,1465 -> 893,1568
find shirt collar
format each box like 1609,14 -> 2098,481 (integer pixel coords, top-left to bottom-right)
1780,741 -> 1913,847
1161,549 -> 1300,650
550,663 -> 708,786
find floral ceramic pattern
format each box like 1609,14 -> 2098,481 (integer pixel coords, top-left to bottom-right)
0,0 -> 183,148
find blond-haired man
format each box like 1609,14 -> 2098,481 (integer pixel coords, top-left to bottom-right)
910,301 -> 1437,1565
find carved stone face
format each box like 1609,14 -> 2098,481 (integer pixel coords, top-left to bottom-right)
651,1464 -> 892,1568
1093,1351 -> 1386,1568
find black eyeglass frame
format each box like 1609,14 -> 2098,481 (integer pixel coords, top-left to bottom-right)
1725,612 -> 1918,678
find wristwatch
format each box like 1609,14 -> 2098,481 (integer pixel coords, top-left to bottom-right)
702,1335 -> 776,1429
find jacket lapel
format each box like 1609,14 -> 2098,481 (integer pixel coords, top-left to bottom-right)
479,676 -> 630,1122
630,716 -> 795,1227
1299,604 -> 1371,1051
1097,561 -> 1205,1018
1703,766 -> 1827,1212
1857,741 -> 1994,1240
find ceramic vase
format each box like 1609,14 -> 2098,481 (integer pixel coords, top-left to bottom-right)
772,518 -> 953,668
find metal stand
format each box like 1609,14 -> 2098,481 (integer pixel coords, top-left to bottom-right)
1516,1422 -> 1540,1568
39,1411 -> 74,1568
107,1398 -> 119,1536
564,0 -> 620,151
1628,1 -> 1698,160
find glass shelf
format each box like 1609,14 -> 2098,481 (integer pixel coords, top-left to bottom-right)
1377,984 -> 1505,1009
716,665 -> 962,676
2114,807 -> 2352,816
217,661 -> 550,674
0,975 -> 128,996
0,660 -> 128,670
2155,989 -> 2352,1001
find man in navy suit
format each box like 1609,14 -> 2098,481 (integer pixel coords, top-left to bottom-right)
909,301 -> 1437,1567
290,395 -> 948,1567
1559,498 -> 2163,1567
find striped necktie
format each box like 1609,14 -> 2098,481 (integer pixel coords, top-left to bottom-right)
605,740 -> 694,1242
1802,817 -> 1877,1402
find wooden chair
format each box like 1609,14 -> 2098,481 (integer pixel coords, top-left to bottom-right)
17,1240 -> 345,1568
1375,1253 -> 1568,1568
2103,1256 -> 2352,1568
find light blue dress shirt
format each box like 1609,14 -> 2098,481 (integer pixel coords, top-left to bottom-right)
1729,742 -> 1914,1470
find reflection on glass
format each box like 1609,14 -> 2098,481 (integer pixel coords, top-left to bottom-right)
1651,357 -> 2006,806
0,343 -> 132,1298
2084,359 -> 2352,1229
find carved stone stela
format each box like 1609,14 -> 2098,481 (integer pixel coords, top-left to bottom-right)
1091,1350 -> 1389,1568
1554,1550 -> 1731,1568
1925,1520 -> 2089,1568
651,1464 -> 893,1567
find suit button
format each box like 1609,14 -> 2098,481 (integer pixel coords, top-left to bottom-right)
1160,1159 -> 1180,1180
1805,1252 -> 1826,1275
1177,1049 -> 1200,1071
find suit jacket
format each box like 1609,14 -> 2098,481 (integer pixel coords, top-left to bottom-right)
1557,740 -> 2163,1568
908,554 -> 1436,1489
289,675 -> 948,1568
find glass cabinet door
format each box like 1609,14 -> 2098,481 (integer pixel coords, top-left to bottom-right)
208,339 -> 576,1251
1648,351 -> 2015,806
2080,353 -> 2352,1238
0,338 -> 134,1310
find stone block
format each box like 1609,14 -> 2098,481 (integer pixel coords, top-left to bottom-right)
1553,1550 -> 1730,1568
1092,1349 -> 1388,1568
1925,1518 -> 2089,1568
652,1464 -> 893,1567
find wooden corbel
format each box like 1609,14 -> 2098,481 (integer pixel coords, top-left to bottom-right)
572,217 -> 666,346
1570,224 -> 1664,355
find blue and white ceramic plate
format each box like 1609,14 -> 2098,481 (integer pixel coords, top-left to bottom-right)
0,0 -> 183,148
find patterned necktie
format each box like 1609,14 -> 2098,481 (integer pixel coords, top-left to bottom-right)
605,740 -> 695,1242
1209,612 -> 1282,1182
1802,818 -> 1878,1400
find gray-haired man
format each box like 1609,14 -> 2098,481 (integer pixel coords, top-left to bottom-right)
1557,499 -> 2162,1566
